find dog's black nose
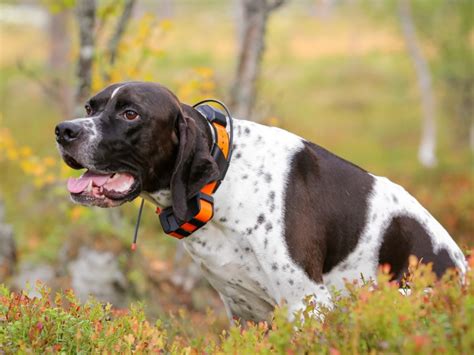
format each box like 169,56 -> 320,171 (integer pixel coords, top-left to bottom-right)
55,122 -> 83,145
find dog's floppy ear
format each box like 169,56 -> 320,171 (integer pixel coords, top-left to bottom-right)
170,111 -> 219,223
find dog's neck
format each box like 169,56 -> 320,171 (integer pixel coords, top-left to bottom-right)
141,104 -> 217,208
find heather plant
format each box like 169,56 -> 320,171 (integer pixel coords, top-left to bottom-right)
1,259 -> 472,353
0,284 -> 169,353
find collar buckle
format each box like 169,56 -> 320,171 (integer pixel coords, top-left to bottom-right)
159,191 -> 214,239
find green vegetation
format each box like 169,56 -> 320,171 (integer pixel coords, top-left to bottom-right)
1,262 -> 473,353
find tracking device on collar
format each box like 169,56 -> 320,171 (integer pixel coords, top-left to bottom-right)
158,100 -> 233,239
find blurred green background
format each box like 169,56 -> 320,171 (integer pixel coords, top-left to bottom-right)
0,0 -> 472,330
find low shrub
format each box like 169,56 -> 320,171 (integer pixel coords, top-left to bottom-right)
1,259 -> 473,353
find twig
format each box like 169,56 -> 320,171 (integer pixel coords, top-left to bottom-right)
16,61 -> 61,103
75,0 -> 96,106
107,0 -> 137,66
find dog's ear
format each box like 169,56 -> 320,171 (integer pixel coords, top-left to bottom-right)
170,111 -> 219,223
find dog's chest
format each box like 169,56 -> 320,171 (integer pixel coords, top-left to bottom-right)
181,119 -> 313,319
184,225 -> 277,321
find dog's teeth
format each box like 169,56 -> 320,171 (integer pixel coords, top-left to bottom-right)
85,180 -> 93,193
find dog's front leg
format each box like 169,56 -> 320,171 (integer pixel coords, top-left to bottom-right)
219,293 -> 237,327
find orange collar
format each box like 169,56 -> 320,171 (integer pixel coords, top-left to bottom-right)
158,101 -> 233,239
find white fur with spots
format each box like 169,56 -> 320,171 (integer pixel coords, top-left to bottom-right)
323,175 -> 467,291
148,119 -> 332,321
146,118 -> 466,322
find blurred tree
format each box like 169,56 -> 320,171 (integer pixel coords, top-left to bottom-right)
16,1 -> 75,118
407,0 -> 473,153
75,0 -> 96,110
363,0 -> 473,158
398,0 -> 437,168
75,0 -> 138,109
230,0 -> 286,120
429,0 -> 473,153
106,0 -> 136,71
49,7 -> 73,118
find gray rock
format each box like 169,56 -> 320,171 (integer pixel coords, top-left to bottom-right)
68,246 -> 127,306
12,263 -> 55,298
0,200 -> 16,281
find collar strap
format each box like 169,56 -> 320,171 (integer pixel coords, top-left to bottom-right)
158,102 -> 233,239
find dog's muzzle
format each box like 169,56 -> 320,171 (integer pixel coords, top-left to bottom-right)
55,121 -> 83,146
55,119 -> 141,208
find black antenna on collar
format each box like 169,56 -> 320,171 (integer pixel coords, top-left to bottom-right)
192,98 -> 234,163
131,198 -> 144,251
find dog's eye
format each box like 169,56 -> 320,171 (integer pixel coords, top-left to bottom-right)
85,105 -> 92,116
123,110 -> 139,121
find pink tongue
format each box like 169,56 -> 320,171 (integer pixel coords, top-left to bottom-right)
67,171 -> 111,193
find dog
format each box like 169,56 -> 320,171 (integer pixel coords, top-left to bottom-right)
55,82 -> 467,322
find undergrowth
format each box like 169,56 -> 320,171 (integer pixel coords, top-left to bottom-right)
1,259 -> 473,354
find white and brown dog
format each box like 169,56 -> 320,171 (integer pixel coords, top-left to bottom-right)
56,82 -> 467,322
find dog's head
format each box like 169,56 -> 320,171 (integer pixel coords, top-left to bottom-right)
55,82 -> 219,221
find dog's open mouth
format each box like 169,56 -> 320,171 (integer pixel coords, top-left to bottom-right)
67,170 -> 140,207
